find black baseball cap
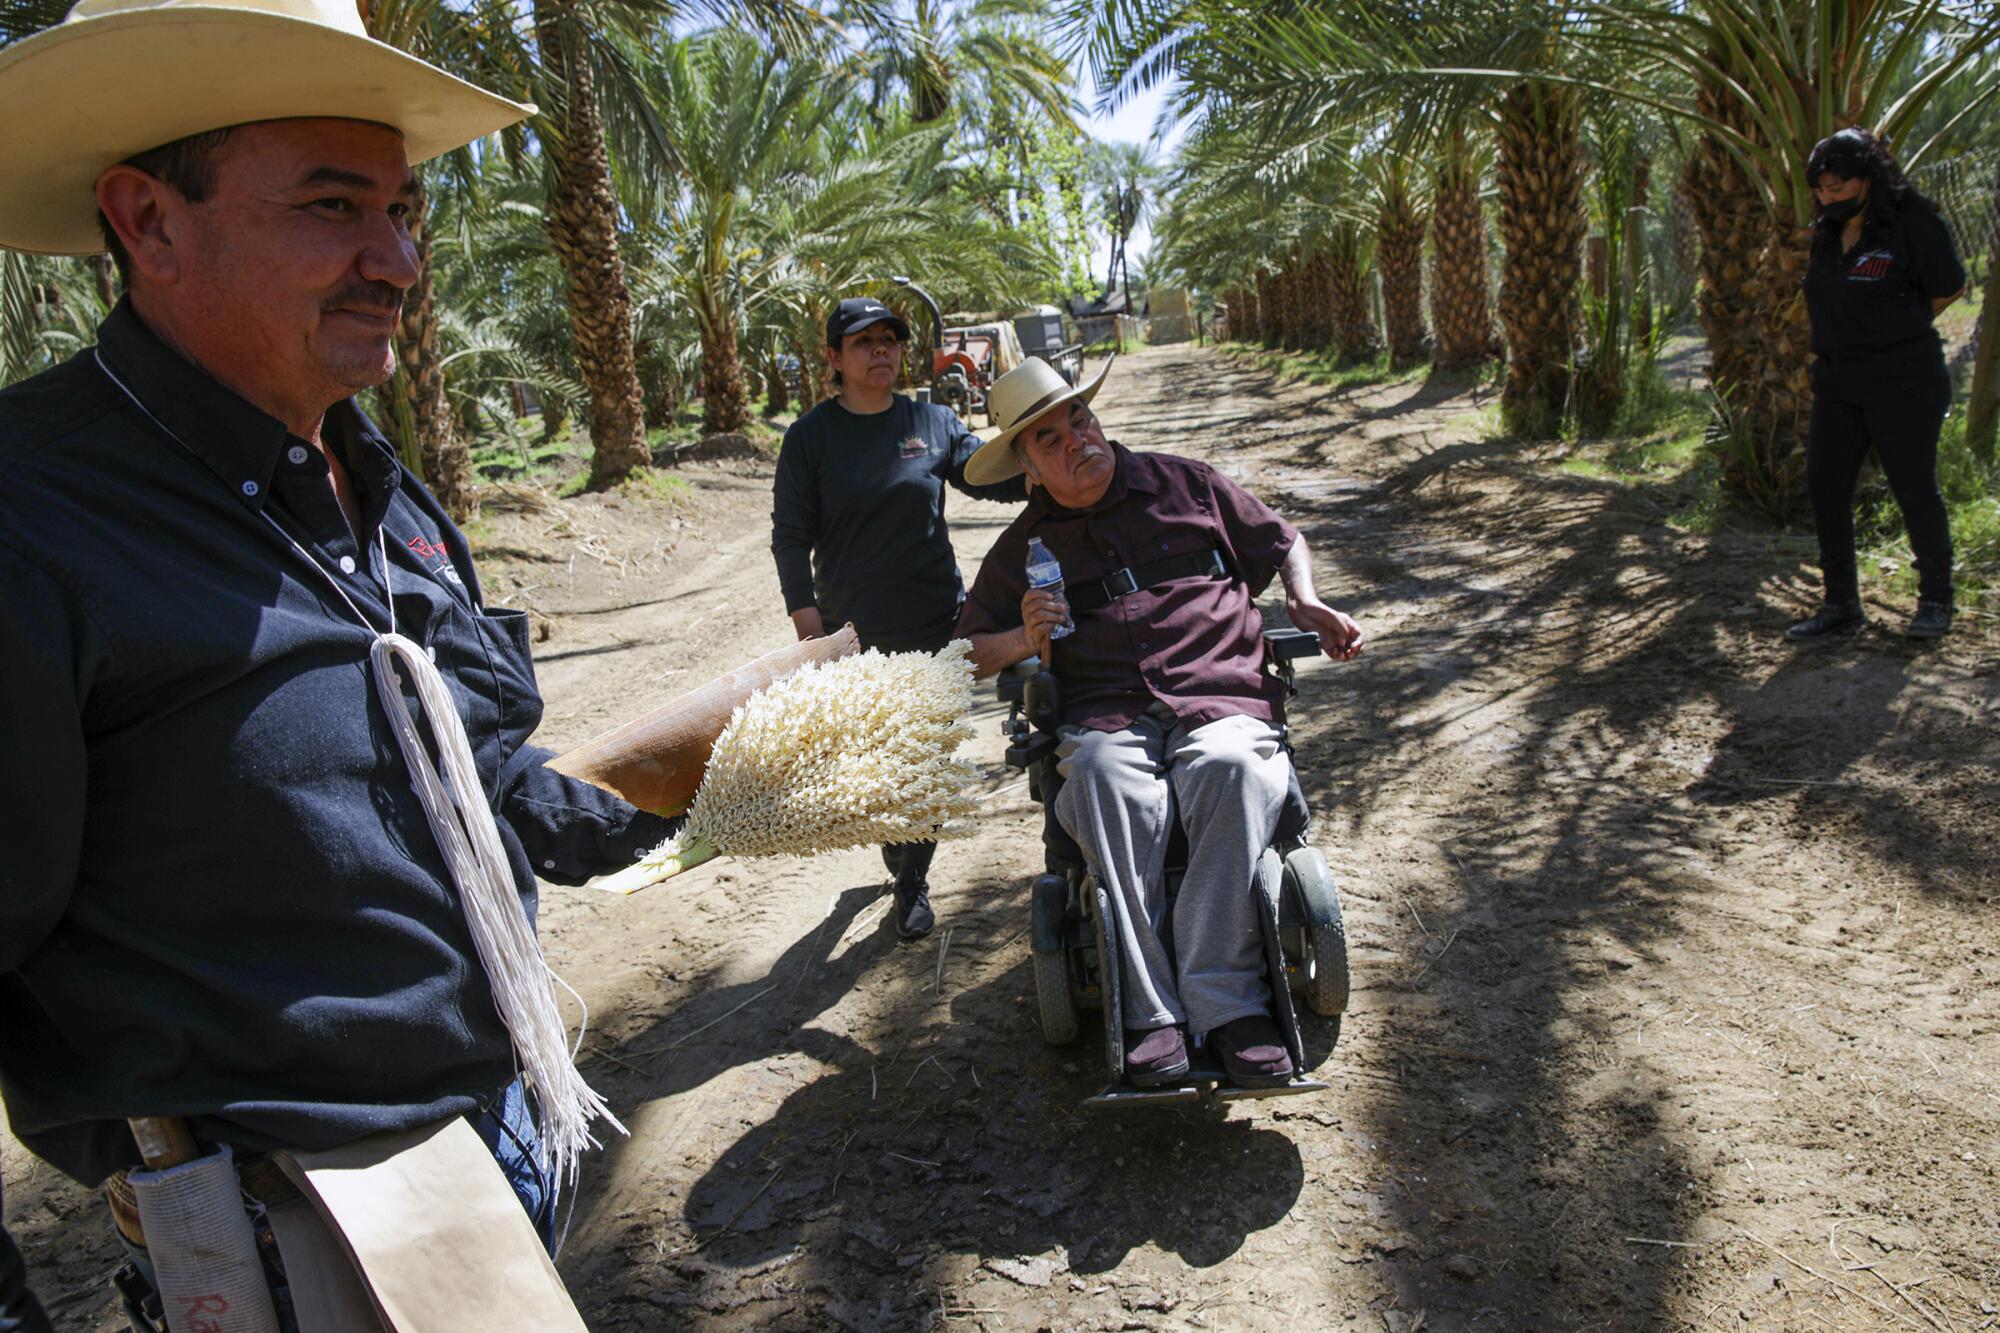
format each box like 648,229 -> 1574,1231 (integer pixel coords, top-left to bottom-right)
827,297 -> 912,345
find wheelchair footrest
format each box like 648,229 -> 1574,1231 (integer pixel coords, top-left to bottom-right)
1083,1084 -> 1205,1110
1211,1078 -> 1330,1102
1082,1074 -> 1330,1109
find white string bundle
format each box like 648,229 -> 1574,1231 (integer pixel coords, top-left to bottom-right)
369,633 -> 623,1191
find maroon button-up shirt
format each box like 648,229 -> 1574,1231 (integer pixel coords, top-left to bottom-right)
957,443 -> 1299,732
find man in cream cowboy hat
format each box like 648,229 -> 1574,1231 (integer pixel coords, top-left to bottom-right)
0,2 -> 676,1327
958,357 -> 1364,1091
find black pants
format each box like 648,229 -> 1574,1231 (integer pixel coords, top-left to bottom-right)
858,627 -> 951,882
1806,376 -> 1953,607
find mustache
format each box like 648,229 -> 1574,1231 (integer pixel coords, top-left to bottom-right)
322,282 -> 404,319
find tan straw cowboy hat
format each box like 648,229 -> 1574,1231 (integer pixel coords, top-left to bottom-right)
0,0 -> 536,256
963,355 -> 1115,486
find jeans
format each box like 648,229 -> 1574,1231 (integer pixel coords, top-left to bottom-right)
113,1081 -> 554,1332
1806,373 -> 1954,607
470,1078 -> 557,1253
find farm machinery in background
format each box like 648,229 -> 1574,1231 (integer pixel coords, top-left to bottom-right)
893,277 -> 1083,424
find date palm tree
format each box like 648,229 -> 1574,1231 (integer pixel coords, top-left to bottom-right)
355,0 -> 536,517
631,32 -> 854,433
1074,0 -> 1585,422
1367,155 -> 1430,366
1589,0 -> 2000,505
532,4 -> 656,482
1429,123 -> 1494,369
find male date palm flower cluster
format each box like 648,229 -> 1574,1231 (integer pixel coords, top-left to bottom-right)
598,643 -> 979,892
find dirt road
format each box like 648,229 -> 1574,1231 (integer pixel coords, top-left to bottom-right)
8,344 -> 1997,1331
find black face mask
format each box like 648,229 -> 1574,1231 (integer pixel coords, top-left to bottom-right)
1820,196 -> 1866,223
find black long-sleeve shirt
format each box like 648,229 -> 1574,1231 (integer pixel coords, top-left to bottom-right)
0,305 -> 671,1319
1804,198 -> 1965,385
770,394 -> 1026,645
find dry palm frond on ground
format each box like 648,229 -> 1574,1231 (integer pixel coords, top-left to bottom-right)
595,643 -> 979,893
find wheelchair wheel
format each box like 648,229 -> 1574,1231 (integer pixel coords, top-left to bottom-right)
1032,947 -> 1079,1045
1284,846 -> 1350,1017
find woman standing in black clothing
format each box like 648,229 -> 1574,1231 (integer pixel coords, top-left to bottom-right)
1789,127 -> 1966,641
770,296 -> 1027,938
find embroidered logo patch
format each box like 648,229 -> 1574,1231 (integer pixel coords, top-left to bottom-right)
899,435 -> 931,459
407,533 -> 463,585
1848,250 -> 1895,281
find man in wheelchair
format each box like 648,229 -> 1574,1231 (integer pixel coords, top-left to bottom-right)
957,360 -> 1363,1090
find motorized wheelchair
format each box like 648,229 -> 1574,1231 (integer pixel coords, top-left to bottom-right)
995,628 -> 1350,1109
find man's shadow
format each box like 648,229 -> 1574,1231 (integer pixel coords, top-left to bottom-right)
671,947 -> 1308,1317
572,882 -> 897,1201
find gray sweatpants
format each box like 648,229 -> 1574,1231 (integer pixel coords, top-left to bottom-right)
1053,705 -> 1289,1035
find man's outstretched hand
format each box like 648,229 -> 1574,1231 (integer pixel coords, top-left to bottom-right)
1289,600 -> 1365,661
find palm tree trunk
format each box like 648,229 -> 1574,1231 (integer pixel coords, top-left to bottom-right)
1681,79 -> 1768,450
1430,129 -> 1492,369
1968,158 -> 2000,461
1377,179 -> 1429,367
699,296 -> 750,434
393,176 -> 477,520
1627,155 -> 1654,350
763,349 -> 789,417
535,6 -> 651,488
797,328 -> 829,406
90,254 -> 118,309
1307,250 -> 1334,350
1228,285 -> 1252,341
1280,249 -> 1304,351
1328,226 -> 1380,362
1747,217 -> 1815,510
1255,268 -> 1278,346
1495,80 -> 1587,435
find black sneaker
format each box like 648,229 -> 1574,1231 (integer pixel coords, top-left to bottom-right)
1786,602 -> 1864,639
893,874 -> 934,940
1906,600 -> 1953,639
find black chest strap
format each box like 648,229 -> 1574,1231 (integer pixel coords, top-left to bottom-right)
1066,547 -> 1230,613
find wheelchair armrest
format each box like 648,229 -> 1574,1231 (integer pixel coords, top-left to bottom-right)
997,676 -> 1024,704
995,655 -> 1043,704
1005,730 -> 1060,771
1264,628 -> 1322,662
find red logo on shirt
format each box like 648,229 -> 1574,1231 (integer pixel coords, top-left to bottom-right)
1848,250 -> 1895,281
406,534 -> 447,561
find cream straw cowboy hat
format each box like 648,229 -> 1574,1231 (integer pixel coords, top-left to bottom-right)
963,355 -> 1115,486
0,0 -> 536,256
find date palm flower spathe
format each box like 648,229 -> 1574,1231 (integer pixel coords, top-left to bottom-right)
597,643 -> 980,893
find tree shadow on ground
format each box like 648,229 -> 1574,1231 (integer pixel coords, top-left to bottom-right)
571,865 -> 1306,1328
1244,360 -> 1995,1327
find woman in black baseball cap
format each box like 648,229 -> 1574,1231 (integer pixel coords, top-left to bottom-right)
770,292 -> 1027,938
825,296 -> 913,347
1788,127 -> 1966,641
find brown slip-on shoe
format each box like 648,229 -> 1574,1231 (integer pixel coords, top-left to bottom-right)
1210,1014 -> 1295,1088
1124,1024 -> 1190,1087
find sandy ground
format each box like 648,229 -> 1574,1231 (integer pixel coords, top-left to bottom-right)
7,343 -> 1998,1331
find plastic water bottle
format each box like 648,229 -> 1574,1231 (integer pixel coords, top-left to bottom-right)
1025,536 -> 1075,640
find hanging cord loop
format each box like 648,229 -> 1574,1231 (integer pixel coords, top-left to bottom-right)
369,633 -> 625,1190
